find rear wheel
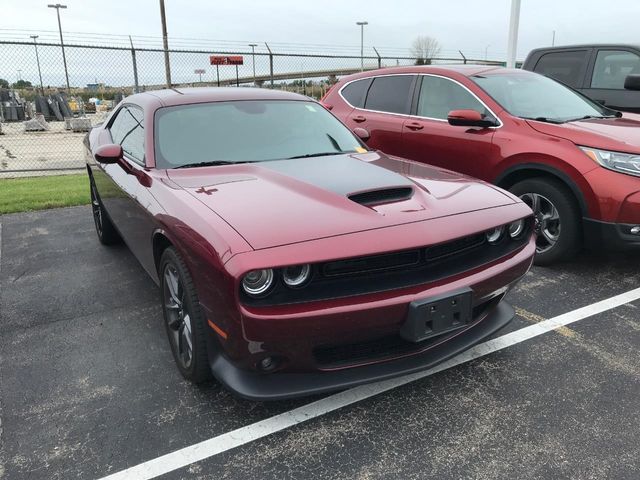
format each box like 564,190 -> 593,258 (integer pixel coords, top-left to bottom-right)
160,247 -> 211,383
509,178 -> 582,265
90,177 -> 121,245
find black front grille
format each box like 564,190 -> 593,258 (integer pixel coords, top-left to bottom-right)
323,249 -> 421,277
241,219 -> 532,307
313,297 -> 499,368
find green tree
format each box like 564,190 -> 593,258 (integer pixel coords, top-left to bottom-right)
12,79 -> 33,89
0,78 -> 9,88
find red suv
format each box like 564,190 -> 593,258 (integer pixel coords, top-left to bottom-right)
323,66 -> 640,264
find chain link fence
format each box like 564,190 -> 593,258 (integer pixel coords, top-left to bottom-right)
0,40 -> 500,177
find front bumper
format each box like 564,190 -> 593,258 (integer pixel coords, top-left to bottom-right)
208,301 -> 514,401
583,218 -> 640,251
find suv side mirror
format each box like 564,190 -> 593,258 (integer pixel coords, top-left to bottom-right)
94,143 -> 123,164
447,109 -> 498,128
353,127 -> 370,141
624,74 -> 640,91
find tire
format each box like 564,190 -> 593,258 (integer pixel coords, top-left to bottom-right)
509,177 -> 582,266
159,247 -> 212,383
89,176 -> 121,245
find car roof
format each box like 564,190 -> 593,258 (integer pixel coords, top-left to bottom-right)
127,87 -> 311,107
529,43 -> 640,52
338,64 -> 509,83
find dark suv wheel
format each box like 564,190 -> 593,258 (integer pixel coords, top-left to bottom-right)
509,177 -> 582,265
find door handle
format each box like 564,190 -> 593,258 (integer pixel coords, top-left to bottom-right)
405,122 -> 424,131
353,115 -> 367,123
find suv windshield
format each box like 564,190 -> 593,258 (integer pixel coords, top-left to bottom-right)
472,71 -> 614,123
154,100 -> 364,168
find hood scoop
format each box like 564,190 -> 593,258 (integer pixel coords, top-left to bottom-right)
348,186 -> 414,206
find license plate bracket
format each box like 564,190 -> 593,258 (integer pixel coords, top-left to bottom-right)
400,288 -> 473,343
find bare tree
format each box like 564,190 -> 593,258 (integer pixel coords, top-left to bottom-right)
411,36 -> 442,65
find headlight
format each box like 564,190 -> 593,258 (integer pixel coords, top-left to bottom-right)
580,146 -> 640,177
282,264 -> 311,287
486,226 -> 505,244
508,219 -> 526,239
242,269 -> 274,296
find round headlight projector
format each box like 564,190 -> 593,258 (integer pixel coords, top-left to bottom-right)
508,219 -> 526,239
485,226 -> 505,244
242,269 -> 274,296
282,264 -> 311,287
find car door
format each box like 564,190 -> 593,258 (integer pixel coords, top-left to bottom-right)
398,75 -> 498,181
94,104 -> 158,276
583,48 -> 640,112
343,74 -> 416,155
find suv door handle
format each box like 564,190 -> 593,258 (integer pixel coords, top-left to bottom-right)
405,122 -> 424,131
353,115 -> 367,123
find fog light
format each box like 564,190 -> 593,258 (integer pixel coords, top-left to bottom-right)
631,226 -> 640,235
282,264 -> 311,287
242,269 -> 274,296
259,356 -> 278,372
486,226 -> 505,244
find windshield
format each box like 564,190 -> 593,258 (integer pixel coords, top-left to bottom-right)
154,100 -> 364,168
471,71 -> 612,123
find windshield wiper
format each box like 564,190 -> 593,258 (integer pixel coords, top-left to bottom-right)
521,116 -> 564,124
174,160 -> 255,169
286,151 -> 353,160
565,114 -> 620,122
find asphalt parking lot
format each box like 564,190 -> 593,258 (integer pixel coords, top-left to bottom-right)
0,206 -> 639,480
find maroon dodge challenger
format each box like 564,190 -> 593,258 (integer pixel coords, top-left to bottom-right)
85,87 -> 535,400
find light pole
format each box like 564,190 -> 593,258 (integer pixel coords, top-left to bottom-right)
249,43 -> 257,85
159,0 -> 172,88
356,21 -> 368,71
47,4 -> 70,92
506,0 -> 521,68
30,35 -> 45,95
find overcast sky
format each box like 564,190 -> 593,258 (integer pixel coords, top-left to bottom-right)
2,0 -> 640,59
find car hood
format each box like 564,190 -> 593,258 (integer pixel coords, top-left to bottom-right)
167,152 -> 516,250
526,113 -> 640,153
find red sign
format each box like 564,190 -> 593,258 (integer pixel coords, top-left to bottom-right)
209,56 -> 244,65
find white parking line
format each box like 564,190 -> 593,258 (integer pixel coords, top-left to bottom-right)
99,286 -> 640,480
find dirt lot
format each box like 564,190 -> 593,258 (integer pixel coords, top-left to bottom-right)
0,206 -> 639,479
0,113 -> 108,177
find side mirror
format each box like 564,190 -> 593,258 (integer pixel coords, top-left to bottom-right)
624,74 -> 640,91
94,143 -> 123,164
447,109 -> 498,128
353,127 -> 370,141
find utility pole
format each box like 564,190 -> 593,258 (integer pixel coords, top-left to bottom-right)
552,30 -> 556,46
249,43 -> 257,85
48,4 -> 70,91
30,35 -> 45,95
159,0 -> 172,88
129,35 -> 140,93
506,0 -> 521,68
356,21 -> 368,71
484,44 -> 490,61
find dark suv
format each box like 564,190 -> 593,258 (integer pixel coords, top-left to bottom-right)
522,44 -> 640,113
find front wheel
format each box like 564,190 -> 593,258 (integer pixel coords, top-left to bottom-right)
160,247 -> 212,383
509,178 -> 582,266
90,177 -> 121,245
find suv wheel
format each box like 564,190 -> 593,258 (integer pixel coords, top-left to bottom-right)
509,178 -> 582,265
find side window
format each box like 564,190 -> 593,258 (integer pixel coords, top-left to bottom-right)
341,79 -> 370,108
363,75 -> 414,114
591,50 -> 640,89
417,76 -> 490,120
534,50 -> 588,88
109,105 -> 145,163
